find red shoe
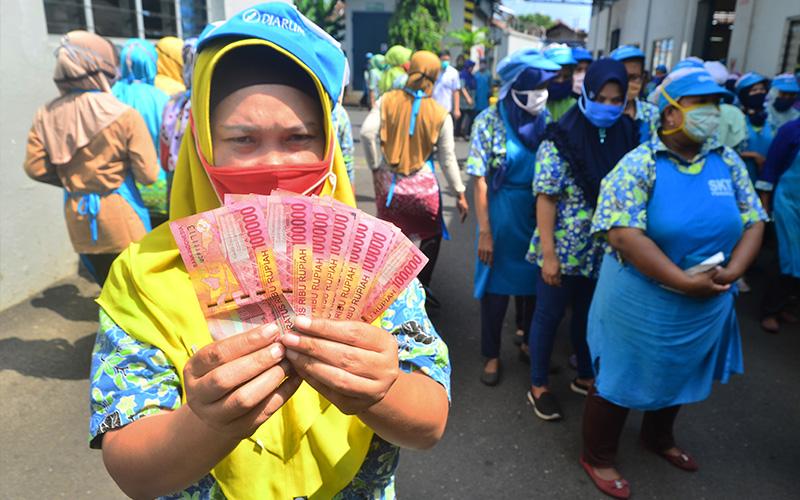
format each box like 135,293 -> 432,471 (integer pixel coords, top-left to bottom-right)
579,455 -> 630,499
643,443 -> 699,472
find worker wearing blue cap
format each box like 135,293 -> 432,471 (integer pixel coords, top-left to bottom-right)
571,47 -> 593,97
544,44 -> 577,120
767,73 -> 800,129
466,49 -> 560,386
611,45 -> 660,143
735,72 -> 774,182
582,67 -> 767,494
645,63 -> 668,95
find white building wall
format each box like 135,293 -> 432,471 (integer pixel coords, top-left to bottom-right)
0,0 -> 79,310
727,0 -> 800,75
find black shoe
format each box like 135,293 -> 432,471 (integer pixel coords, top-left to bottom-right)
518,346 -> 530,364
570,378 -> 592,396
480,362 -> 501,386
526,390 -> 562,421
513,329 -> 525,346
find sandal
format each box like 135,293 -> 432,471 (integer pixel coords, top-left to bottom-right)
579,455 -> 630,499
480,360 -> 501,386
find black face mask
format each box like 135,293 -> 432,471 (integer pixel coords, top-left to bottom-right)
748,110 -> 767,127
773,96 -> 796,112
740,92 -> 766,111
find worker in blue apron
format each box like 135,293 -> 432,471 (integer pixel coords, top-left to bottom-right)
580,68 -> 767,498
735,72 -> 775,182
755,117 -> 800,333
466,49 -> 560,386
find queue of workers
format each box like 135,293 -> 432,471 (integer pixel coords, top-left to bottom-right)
21,2 -> 800,496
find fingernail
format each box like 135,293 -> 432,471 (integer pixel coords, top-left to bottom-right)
270,343 -> 284,358
293,316 -> 311,329
285,349 -> 298,360
282,332 -> 300,346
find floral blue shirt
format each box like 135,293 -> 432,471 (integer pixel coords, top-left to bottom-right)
592,134 -> 767,240
89,279 -> 450,500
525,140 -> 607,279
635,99 -> 661,144
465,105 -> 552,177
333,104 -> 355,184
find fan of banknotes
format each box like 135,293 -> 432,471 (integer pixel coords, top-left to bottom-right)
170,191 -> 428,340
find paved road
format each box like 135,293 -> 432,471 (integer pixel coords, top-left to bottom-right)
2,107 -> 798,499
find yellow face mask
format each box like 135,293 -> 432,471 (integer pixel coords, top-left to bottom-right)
660,88 -> 721,143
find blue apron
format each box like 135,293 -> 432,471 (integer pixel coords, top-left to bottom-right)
473,105 -> 538,298
588,148 -> 745,410
67,174 -> 152,245
774,150 -> 800,277
743,119 -> 774,182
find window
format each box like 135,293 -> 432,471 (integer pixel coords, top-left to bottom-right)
609,29 -> 620,51
42,0 -> 208,38
43,0 -> 86,34
93,0 -> 137,38
651,38 -> 674,71
782,18 -> 800,74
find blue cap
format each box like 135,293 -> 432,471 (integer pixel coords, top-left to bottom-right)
735,72 -> 768,92
610,45 -> 645,62
572,47 -> 593,62
544,45 -> 577,66
497,49 -> 560,98
655,64 -> 668,73
365,51 -> 374,59
198,2 -> 347,105
651,68 -> 732,112
672,57 -> 705,71
772,73 -> 800,93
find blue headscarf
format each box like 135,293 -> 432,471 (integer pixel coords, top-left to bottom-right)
460,60 -> 477,90
112,38 -> 170,150
545,58 -> 638,207
503,67 -> 555,151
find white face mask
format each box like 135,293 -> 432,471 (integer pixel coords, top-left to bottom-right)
572,71 -> 586,95
511,89 -> 548,116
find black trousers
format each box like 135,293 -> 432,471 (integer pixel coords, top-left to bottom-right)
418,235 -> 442,288
80,253 -> 119,286
480,293 -> 535,358
582,386 -> 681,468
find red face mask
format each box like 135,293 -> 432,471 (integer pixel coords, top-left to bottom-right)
191,114 -> 334,200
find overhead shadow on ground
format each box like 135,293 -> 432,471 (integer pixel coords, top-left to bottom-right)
30,284 -> 99,323
0,332 -> 96,379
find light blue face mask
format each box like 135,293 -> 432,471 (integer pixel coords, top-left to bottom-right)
441,60 -> 450,70
578,94 -> 625,128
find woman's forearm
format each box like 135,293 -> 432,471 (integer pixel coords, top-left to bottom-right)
725,222 -> 764,277
102,405 -> 239,499
608,227 -> 691,290
358,371 -> 448,450
536,194 -> 558,258
473,176 -> 491,233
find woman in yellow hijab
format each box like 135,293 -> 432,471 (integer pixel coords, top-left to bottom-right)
155,36 -> 187,95
89,4 -> 450,499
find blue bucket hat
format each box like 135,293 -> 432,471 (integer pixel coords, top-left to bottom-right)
197,2 -> 347,105
572,47 -> 593,62
772,73 -> 800,93
735,72 -> 768,92
649,67 -> 732,112
544,45 -> 577,66
655,64 -> 668,73
610,45 -> 645,62
497,49 -> 561,99
672,57 -> 705,71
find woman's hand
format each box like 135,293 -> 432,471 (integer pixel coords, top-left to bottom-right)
681,269 -> 731,297
282,316 -> 399,415
457,192 -> 469,223
183,323 -> 302,440
741,151 -> 767,170
711,265 -> 740,286
541,252 -> 562,287
478,230 -> 494,266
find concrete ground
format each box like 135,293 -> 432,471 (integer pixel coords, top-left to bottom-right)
1,107 -> 798,499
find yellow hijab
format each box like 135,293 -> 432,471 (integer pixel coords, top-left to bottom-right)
97,38 -> 370,499
155,36 -> 187,95
380,50 -> 448,175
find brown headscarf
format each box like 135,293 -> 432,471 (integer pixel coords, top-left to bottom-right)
33,31 -> 129,165
380,50 -> 448,175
